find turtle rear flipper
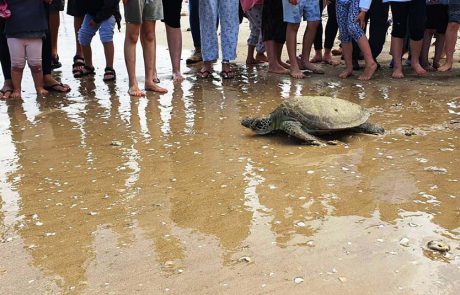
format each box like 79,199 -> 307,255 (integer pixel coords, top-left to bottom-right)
352,122 -> 385,135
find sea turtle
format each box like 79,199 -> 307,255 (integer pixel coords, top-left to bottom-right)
241,96 -> 384,146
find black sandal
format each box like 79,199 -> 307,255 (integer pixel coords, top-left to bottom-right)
51,55 -> 62,70
72,55 -> 86,78
74,65 -> 95,78
103,67 -> 116,82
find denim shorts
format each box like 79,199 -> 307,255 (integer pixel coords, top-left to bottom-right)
282,0 -> 320,23
78,15 -> 116,46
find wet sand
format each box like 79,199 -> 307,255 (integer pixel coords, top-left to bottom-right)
1,10 -> 460,295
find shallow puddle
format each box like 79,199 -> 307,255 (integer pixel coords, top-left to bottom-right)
0,14 -> 459,295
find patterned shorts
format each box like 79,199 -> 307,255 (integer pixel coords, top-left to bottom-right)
282,0 -> 320,23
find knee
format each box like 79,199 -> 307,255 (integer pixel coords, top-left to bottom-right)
391,24 -> 406,39
140,31 -> 155,43
411,30 -> 424,41
11,58 -> 26,70
348,23 -> 363,40
78,27 -> 94,46
99,29 -> 114,43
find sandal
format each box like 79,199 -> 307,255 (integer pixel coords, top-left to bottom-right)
51,55 -> 62,70
44,82 -> 71,93
0,88 -> 13,99
198,69 -> 212,79
103,67 -> 116,82
220,61 -> 235,79
72,55 -> 86,78
74,65 -> 95,78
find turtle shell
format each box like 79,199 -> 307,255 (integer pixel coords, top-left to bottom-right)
275,96 -> 370,131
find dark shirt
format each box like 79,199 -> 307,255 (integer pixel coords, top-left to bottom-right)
81,0 -> 121,26
4,0 -> 47,38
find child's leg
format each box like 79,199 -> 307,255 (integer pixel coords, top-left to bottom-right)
421,29 -> 435,69
140,21 -> 167,93
336,1 -> 353,78
433,33 -> 445,68
299,0 -> 322,72
99,16 -> 116,81
78,15 -> 99,69
246,5 -> 266,64
25,38 -> 47,95
246,9 -> 260,64
438,22 -> 460,71
389,2 -> 410,78
407,0 -> 427,75
7,38 -> 27,98
164,0 -> 184,82
286,23 -> 304,78
125,23 -> 144,96
311,0 -> 324,63
348,0 -> 377,80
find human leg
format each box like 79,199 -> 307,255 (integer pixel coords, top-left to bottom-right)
163,0 -> 184,81
368,1 -> 389,60
323,1 -> 339,65
311,0 -> 324,63
336,1 -> 353,78
390,2 -> 410,78
198,0 -> 219,76
408,0 -> 427,75
0,20 -> 12,98
26,39 -> 47,95
299,0 -> 322,73
141,21 -> 167,93
263,0 -> 288,73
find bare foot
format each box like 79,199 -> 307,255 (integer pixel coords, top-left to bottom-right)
392,68 -> 404,79
421,63 -> 436,72
37,88 -> 48,96
299,61 -> 324,74
322,54 -> 339,66
339,69 -> 353,79
268,64 -> 290,74
173,72 -> 184,82
310,53 -> 323,63
412,63 -> 427,76
1,82 -> 13,99
255,53 -> 268,63
246,58 -> 264,65
280,60 -> 290,69
290,69 -> 305,79
128,86 -> 146,97
358,62 -> 378,81
11,90 -> 22,99
438,62 -> 452,72
145,83 -> 168,94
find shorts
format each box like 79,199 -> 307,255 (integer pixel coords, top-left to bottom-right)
161,0 -> 182,28
50,0 -> 64,12
67,0 -> 85,17
78,15 -> 116,46
282,0 -> 320,23
124,0 -> 164,24
426,5 -> 448,34
262,0 -> 287,43
448,0 -> 460,23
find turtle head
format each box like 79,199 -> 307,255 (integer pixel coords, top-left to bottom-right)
241,117 -> 273,135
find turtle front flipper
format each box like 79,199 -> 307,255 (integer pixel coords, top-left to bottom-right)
280,121 -> 326,146
352,122 -> 385,135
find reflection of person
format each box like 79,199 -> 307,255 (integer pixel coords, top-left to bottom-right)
77,0 -> 121,82
123,0 -> 167,96
282,0 -> 323,79
162,0 -> 185,82
4,0 -> 49,98
198,0 -> 240,79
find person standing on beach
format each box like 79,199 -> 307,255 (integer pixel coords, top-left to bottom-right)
438,0 -> 460,72
311,0 -> 340,65
241,0 -> 268,65
282,0 -> 324,79
385,0 -> 427,78
123,0 -> 167,96
262,0 -> 289,74
161,0 -> 184,82
421,0 -> 448,71
197,0 -> 240,79
67,0 -> 86,78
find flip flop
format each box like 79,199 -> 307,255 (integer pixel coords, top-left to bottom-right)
0,88 -> 13,98
198,70 -> 212,79
103,67 -> 116,82
44,83 -> 71,93
220,70 -> 235,79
